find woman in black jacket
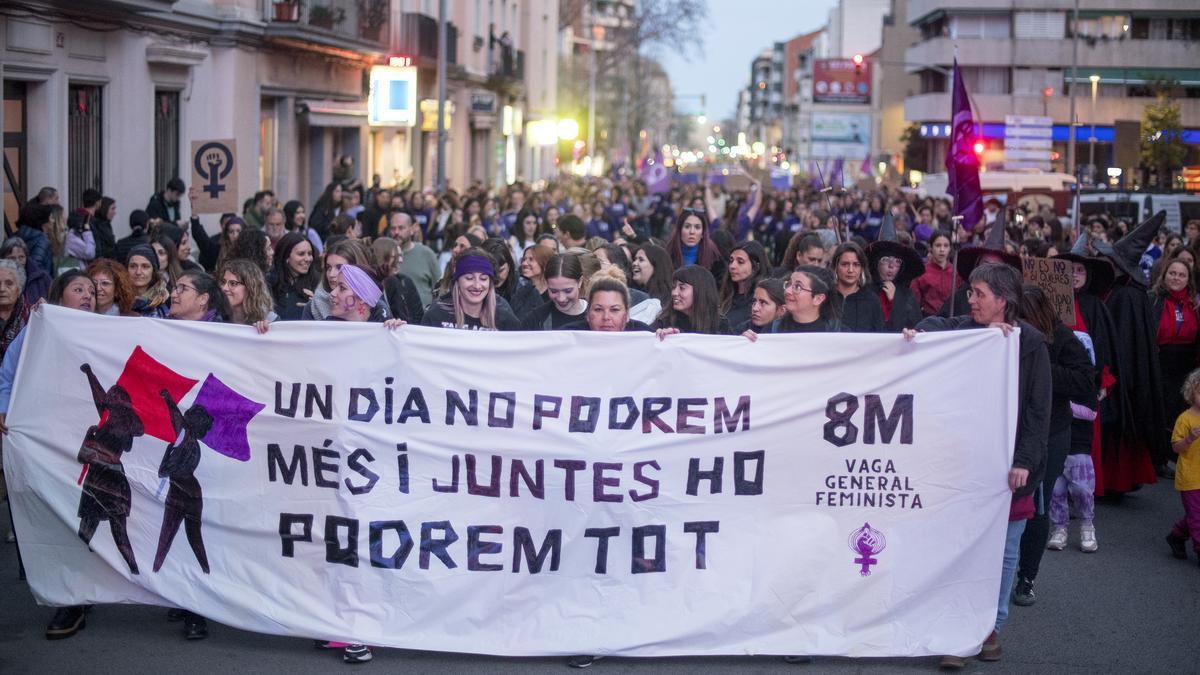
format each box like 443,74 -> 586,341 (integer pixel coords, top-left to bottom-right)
652,264 -> 729,336
1014,284 -> 1096,605
829,242 -> 884,332
267,232 -> 320,320
719,240 -> 772,330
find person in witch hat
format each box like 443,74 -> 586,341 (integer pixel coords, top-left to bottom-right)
937,218 -> 1022,317
1092,210 -> 1169,486
866,212 -> 924,331
1012,234 -> 1119,605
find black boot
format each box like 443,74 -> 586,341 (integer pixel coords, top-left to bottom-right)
183,611 -> 208,640
45,606 -> 89,640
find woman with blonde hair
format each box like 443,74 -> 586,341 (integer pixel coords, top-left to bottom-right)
420,248 -> 520,330
217,258 -> 277,326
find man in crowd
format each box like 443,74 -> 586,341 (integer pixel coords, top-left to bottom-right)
391,210 -> 439,307
146,178 -> 186,225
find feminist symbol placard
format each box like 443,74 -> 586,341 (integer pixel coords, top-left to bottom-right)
190,139 -> 239,214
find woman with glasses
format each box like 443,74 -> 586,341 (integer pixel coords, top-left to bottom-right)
828,242 -> 884,333
745,265 -> 844,336
217,258 -> 276,330
866,218 -> 924,331
86,259 -> 135,317
167,270 -> 230,323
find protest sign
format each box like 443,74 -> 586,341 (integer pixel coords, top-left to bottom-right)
190,139 -> 239,214
5,308 -> 1017,658
1022,256 -> 1074,325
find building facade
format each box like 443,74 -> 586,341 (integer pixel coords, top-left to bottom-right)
904,0 -> 1200,183
1,0 -> 556,237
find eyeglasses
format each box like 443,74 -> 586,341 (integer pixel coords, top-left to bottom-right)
784,282 -> 814,294
880,256 -> 902,266
173,283 -> 197,295
219,279 -> 244,289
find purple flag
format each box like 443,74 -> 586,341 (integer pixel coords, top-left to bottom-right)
808,160 -> 823,190
829,158 -> 844,189
192,373 -> 265,462
946,58 -> 983,230
642,149 -> 670,194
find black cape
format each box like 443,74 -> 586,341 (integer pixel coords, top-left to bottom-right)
1101,283 -> 1164,490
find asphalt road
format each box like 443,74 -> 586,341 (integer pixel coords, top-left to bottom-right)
1,480 -> 1196,675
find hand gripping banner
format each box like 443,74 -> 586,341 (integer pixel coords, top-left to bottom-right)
5,306 -> 1018,657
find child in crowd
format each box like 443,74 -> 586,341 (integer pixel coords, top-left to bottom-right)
1048,332 -> 1100,553
1166,368 -> 1200,565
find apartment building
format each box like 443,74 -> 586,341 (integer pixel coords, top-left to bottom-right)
904,0 -> 1200,181
1,0 -> 556,237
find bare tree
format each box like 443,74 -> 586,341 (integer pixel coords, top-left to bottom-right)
559,0 -> 707,158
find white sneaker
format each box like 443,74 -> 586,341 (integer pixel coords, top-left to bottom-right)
1080,524 -> 1098,552
1047,527 -> 1068,550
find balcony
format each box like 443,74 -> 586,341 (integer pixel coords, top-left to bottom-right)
907,35 -> 1200,72
487,45 -> 525,95
904,91 -> 1200,124
264,0 -> 390,55
395,12 -> 458,66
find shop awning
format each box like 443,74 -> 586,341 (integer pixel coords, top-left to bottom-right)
298,99 -> 368,128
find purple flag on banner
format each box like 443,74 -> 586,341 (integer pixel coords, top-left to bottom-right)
642,149 -> 670,194
192,373 -> 265,461
946,58 -> 983,231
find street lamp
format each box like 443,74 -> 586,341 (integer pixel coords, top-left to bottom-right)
1089,74 -> 1100,181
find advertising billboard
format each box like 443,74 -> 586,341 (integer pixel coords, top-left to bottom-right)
811,113 -> 871,159
813,59 -> 871,104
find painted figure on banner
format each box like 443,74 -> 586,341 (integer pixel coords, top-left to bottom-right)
76,362 -> 144,574
152,390 -> 214,573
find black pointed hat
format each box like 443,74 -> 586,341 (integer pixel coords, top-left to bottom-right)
865,212 -> 925,285
956,217 -> 1021,279
1052,230 -> 1115,297
1100,210 -> 1165,288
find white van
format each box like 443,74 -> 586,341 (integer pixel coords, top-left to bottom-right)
1079,193 -> 1200,233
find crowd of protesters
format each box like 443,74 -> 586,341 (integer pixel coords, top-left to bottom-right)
1,162 -> 1198,669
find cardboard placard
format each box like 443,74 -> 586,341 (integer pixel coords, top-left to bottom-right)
1022,257 -> 1074,325
190,139 -> 239,215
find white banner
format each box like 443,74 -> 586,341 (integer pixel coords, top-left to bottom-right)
5,307 -> 1018,657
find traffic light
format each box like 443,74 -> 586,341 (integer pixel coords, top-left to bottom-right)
852,53 -> 864,76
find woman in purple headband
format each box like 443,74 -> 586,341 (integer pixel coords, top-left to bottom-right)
420,248 -> 521,331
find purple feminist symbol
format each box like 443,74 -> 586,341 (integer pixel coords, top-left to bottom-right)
848,522 -> 886,577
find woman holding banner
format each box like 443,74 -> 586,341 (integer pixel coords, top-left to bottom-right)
0,271 -> 99,640
745,266 -> 843,336
906,263 -> 1051,667
652,265 -> 728,337
522,254 -> 588,330
420,249 -> 521,331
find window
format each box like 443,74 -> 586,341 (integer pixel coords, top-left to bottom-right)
960,66 -> 1010,94
3,81 -> 27,233
154,91 -> 180,194
68,84 -> 102,210
1068,14 -> 1129,39
950,14 -> 1010,39
1014,12 -> 1065,39
259,98 -> 276,192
